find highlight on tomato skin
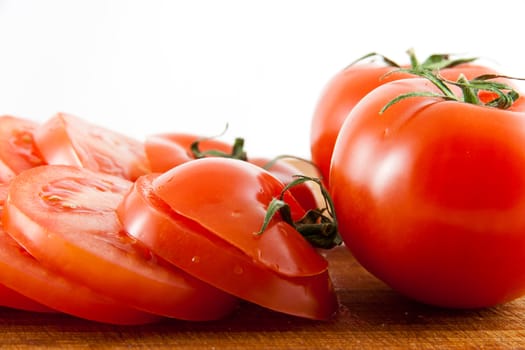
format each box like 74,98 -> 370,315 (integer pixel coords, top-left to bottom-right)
117,160 -> 339,321
2,164 -> 239,322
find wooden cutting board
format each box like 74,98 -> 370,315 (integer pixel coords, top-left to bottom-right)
0,245 -> 523,349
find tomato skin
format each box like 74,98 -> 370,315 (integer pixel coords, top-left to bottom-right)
33,113 -> 150,180
311,61 -> 514,186
330,78 -> 525,308
3,165 -> 238,321
118,171 -> 337,320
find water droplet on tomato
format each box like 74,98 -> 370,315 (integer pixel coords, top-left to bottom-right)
191,256 -> 200,263
233,265 -> 244,275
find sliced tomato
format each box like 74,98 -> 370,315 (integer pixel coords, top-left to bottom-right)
0,116 -> 45,172
0,115 -> 45,183
118,159 -> 337,320
3,165 -> 238,321
33,113 -> 150,180
0,229 -> 161,324
0,183 -> 158,324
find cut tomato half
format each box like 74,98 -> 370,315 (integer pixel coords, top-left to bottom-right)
118,160 -> 338,320
3,165 -> 238,321
33,113 -> 150,180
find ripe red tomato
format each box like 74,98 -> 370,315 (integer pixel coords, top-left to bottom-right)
330,77 -> 525,308
0,183 -> 159,324
2,165 -> 238,321
0,115 -> 45,183
145,132 -> 319,210
311,52 -> 515,186
145,132 -> 233,171
118,158 -> 338,320
33,113 -> 150,181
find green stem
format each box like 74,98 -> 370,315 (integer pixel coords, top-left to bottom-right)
257,175 -> 342,249
457,74 -> 481,105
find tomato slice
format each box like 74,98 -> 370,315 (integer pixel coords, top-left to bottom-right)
0,229 -> 161,324
3,165 -> 238,321
0,115 -> 45,183
33,113 -> 150,180
0,183 -> 158,324
118,171 -> 337,320
0,116 -> 45,172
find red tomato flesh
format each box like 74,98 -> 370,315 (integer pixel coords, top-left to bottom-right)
0,115 -> 46,183
0,183 -> 159,324
33,113 -> 150,180
3,165 -> 238,320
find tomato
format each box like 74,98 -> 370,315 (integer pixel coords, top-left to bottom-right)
33,113 -> 150,181
145,132 -> 319,210
2,165 -> 238,321
311,51 -> 515,185
0,115 -> 45,183
118,158 -> 338,320
330,76 -> 525,308
0,183 -> 159,324
145,132 -> 233,171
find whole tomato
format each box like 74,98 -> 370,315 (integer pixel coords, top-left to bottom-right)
311,50 -> 515,186
329,74 -> 525,308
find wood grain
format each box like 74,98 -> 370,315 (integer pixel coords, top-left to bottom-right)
0,246 -> 523,349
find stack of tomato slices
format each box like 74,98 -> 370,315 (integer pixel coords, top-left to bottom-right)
0,112 -> 338,324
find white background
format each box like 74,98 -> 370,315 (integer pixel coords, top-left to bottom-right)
0,0 -> 523,158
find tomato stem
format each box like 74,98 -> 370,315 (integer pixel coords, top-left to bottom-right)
191,136 -> 248,161
381,69 -> 522,113
257,175 -> 342,249
348,48 -> 478,72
